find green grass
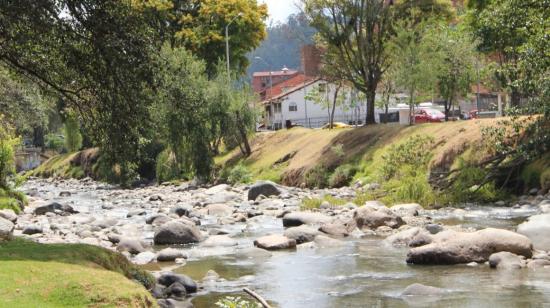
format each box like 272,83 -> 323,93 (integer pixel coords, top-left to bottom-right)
0,188 -> 27,213
0,239 -> 155,289
300,194 -> 348,210
0,261 -> 156,308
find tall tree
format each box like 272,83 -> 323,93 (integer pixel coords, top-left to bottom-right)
303,0 -> 393,125
427,24 -> 477,121
0,0 -> 160,184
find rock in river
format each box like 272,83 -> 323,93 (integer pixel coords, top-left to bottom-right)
117,238 -> 146,254
517,214 -> 550,251
282,212 -> 332,227
158,272 -> 198,293
202,235 -> 237,247
247,181 -> 281,200
353,204 -> 404,230
34,202 -> 77,215
0,217 -> 14,240
157,248 -> 187,262
154,221 -> 203,245
254,234 -> 296,250
406,228 -> 533,265
489,252 -> 526,270
402,283 -> 445,296
284,225 -> 320,244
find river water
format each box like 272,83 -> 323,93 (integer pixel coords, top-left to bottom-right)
20,179 -> 550,308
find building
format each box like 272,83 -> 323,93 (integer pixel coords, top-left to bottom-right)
252,68 -> 299,101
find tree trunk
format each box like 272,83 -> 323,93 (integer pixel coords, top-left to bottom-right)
236,112 -> 252,156
510,88 -> 521,108
365,89 -> 376,125
384,104 -> 389,124
330,85 -> 341,129
444,98 -> 450,122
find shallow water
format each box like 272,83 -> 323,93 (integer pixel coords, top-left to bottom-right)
21,180 -> 550,308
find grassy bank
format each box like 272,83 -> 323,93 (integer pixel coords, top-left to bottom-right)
0,239 -> 156,307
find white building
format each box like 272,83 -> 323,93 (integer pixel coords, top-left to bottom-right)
262,79 -> 370,129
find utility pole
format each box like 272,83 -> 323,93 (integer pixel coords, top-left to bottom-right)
225,13 -> 243,81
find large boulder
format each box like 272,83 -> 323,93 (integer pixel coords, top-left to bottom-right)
0,217 -> 14,240
117,238 -> 146,254
385,227 -> 431,247
247,181 -> 281,200
353,204 -> 404,230
154,221 -> 204,245
22,225 -> 43,235
282,212 -> 332,227
284,225 -> 320,244
0,209 -> 17,223
318,219 -> 355,237
406,228 -> 533,265
157,248 -> 187,262
254,234 -> 296,250
391,203 -> 422,217
157,272 -> 198,293
517,214 -> 550,251
34,202 -> 78,215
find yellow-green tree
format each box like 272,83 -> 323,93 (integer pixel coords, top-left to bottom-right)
135,0 -> 268,76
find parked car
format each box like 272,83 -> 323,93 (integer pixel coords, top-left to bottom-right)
321,122 -> 352,129
414,108 -> 445,123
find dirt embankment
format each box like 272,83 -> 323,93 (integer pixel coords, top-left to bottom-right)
220,119 -> 501,186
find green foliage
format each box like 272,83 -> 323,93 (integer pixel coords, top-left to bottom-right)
304,165 -> 329,188
215,296 -> 261,308
329,164 -> 357,188
155,148 -> 182,184
300,194 -> 347,210
381,135 -> 435,179
227,164 -> 252,184
446,158 -> 504,203
63,112 -> 82,153
44,134 -> 65,153
0,119 -> 19,190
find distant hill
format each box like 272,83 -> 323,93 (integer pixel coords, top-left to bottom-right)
246,13 -> 316,78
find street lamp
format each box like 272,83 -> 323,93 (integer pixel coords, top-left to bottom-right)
254,56 -> 273,100
225,12 -> 243,81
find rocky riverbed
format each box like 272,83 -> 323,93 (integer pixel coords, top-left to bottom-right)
2,177 -> 550,307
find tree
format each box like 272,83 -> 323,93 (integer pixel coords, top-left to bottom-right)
376,72 -> 396,124
427,24 -> 477,121
135,0 -> 268,76
0,116 -> 17,190
0,0 -> 161,185
63,111 -> 83,153
387,20 -> 436,124
303,0 -> 393,125
466,0 -> 544,107
305,81 -> 347,129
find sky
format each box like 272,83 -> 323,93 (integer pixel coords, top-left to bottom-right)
260,0 -> 300,23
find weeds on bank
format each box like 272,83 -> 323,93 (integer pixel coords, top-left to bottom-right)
300,194 -> 348,210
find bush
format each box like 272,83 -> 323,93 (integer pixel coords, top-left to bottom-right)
380,135 -> 434,180
227,164 -> 252,184
0,188 -> 27,214
155,148 -> 182,184
329,164 -> 357,188
44,133 -> 65,152
446,159 -> 503,203
63,113 -> 82,152
304,165 -> 329,188
541,168 -> 550,191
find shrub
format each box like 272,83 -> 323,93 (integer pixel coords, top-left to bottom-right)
329,164 -> 357,188
155,148 -> 181,184
300,195 -> 347,210
63,113 -> 82,152
446,159 -> 503,203
541,168 -> 550,191
215,296 -> 261,308
44,133 -> 65,153
380,135 -> 434,180
227,164 -> 252,184
304,165 -> 328,188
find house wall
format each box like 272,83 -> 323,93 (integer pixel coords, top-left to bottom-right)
266,80 -> 369,129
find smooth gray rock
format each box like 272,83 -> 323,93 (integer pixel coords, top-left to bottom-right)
517,214 -> 550,251
282,212 -> 332,227
201,235 -> 237,247
489,251 -> 525,269
154,221 -> 203,245
157,272 -> 197,293
0,209 -> 17,222
133,251 -> 156,265
34,202 -> 77,215
254,234 -> 296,250
0,217 -> 14,240
157,248 -> 187,262
354,204 -> 404,230
22,225 -> 43,235
165,282 -> 187,300
318,219 -> 355,237
117,238 -> 146,254
391,203 -> 422,217
205,204 -> 233,217
284,225 -> 320,244
406,228 -> 533,265
248,181 -> 281,200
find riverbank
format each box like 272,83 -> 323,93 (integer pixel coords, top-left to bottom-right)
4,177 -> 550,307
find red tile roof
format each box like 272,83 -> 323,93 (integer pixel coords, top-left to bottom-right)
262,74 -> 315,100
262,77 -> 321,104
252,69 -> 299,77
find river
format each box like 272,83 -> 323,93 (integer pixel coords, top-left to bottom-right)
18,178 -> 550,307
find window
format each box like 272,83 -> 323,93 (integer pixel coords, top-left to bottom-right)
273,103 -> 282,113
289,102 -> 298,112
